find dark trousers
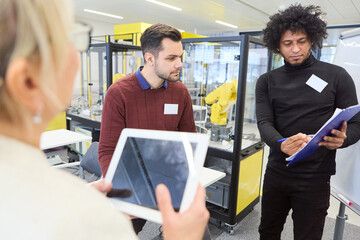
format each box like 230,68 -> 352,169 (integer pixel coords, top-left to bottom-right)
259,169 -> 330,240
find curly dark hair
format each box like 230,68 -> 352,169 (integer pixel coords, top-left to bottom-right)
263,4 -> 328,52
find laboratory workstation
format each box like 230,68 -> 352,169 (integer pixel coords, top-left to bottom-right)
66,29 -> 269,233
2,0 -> 360,240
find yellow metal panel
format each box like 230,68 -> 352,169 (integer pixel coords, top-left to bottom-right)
140,23 -> 152,32
135,32 -> 141,46
46,112 -> 66,131
193,42 -> 221,46
114,23 -> 205,45
114,22 -> 152,42
181,32 -> 207,39
112,73 -> 125,84
236,149 -> 264,214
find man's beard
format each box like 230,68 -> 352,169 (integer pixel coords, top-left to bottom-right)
288,49 -> 312,66
154,63 -> 180,82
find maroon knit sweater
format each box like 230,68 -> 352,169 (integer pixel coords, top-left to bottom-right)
98,73 -> 196,176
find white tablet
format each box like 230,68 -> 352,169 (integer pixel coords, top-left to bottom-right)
105,128 -> 209,224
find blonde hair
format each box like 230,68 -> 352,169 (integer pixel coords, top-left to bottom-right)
0,0 -> 74,124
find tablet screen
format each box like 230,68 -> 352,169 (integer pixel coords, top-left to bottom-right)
110,137 -> 197,209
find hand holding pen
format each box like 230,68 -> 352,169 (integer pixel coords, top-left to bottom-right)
278,134 -> 314,142
279,133 -> 312,156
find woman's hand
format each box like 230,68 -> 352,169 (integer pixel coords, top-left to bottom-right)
89,179 -> 112,194
89,179 -> 133,198
156,184 -> 210,240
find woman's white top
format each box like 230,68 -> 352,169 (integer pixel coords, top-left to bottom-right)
0,135 -> 137,239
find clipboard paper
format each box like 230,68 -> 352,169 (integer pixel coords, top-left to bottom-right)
286,104 -> 360,166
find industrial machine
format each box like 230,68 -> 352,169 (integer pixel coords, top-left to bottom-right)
205,79 -> 237,126
66,36 -> 143,141
65,33 -> 270,235
204,79 -> 237,142
181,35 -> 269,233
66,23 -> 207,136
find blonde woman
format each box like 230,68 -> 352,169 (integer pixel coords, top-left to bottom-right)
0,0 -> 209,239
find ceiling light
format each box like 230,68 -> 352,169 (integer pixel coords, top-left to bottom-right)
207,0 -> 224,8
84,9 -> 123,19
215,20 -> 238,29
279,5 -> 286,10
146,0 -> 182,11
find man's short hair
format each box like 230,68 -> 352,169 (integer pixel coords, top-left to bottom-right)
263,4 -> 328,53
140,23 -> 182,58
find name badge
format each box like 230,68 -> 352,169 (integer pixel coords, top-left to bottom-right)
306,74 -> 328,93
164,104 -> 178,115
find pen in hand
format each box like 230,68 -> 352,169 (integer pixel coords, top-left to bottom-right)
277,134 -> 314,142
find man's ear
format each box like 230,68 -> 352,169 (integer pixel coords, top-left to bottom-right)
5,58 -> 43,114
144,52 -> 155,66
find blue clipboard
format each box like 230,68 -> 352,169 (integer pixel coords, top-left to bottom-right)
286,105 -> 360,166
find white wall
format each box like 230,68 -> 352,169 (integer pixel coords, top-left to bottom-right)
75,16 -> 115,37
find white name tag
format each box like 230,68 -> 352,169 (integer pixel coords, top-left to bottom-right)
306,74 -> 328,93
164,104 -> 178,115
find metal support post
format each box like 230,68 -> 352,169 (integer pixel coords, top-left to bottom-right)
333,202 -> 348,240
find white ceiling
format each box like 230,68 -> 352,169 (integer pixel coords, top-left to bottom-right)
73,0 -> 360,35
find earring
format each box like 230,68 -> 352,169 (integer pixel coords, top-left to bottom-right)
33,108 -> 42,124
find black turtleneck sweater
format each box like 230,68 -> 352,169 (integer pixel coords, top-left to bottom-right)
256,55 -> 360,178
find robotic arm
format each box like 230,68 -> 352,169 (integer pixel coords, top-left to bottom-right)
205,79 -> 237,125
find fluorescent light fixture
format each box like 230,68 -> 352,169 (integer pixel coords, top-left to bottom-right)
215,20 -> 238,29
146,0 -> 182,11
207,0 -> 224,8
84,9 -> 123,19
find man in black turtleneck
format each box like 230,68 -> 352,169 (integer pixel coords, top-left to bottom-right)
256,5 -> 360,240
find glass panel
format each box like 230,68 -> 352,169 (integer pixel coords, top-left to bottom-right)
271,53 -> 284,70
113,50 -> 143,79
243,42 -> 268,149
68,44 -> 143,122
320,46 -> 337,63
181,40 -> 241,153
69,45 -> 107,119
89,47 -> 106,105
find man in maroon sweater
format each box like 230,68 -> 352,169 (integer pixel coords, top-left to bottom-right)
98,24 -> 196,234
